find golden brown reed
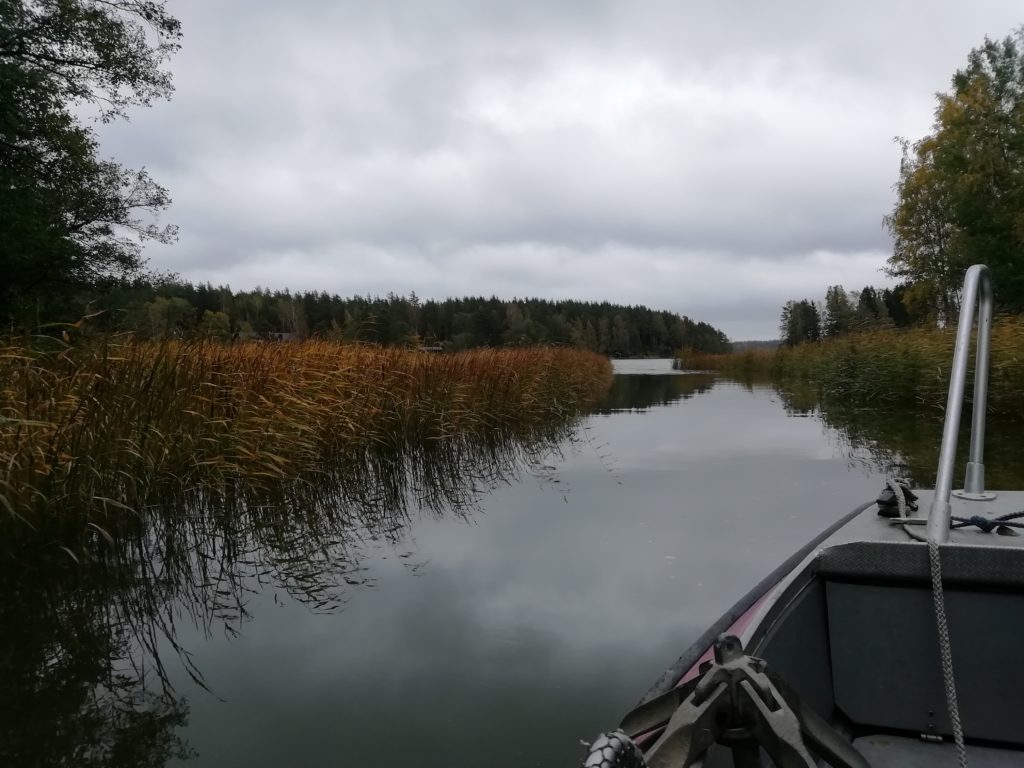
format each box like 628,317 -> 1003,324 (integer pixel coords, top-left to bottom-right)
0,340 -> 612,523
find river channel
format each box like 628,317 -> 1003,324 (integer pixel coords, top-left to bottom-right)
7,359 -> 1024,767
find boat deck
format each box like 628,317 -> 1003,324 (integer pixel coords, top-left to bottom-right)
705,488 -> 1024,767
785,488 -> 1024,767
854,735 -> 1016,767
624,488 -> 1024,767
826,488 -> 1024,550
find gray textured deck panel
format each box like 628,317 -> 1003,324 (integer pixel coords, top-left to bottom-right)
854,735 -> 1021,767
822,489 -> 1024,550
814,489 -> 1024,586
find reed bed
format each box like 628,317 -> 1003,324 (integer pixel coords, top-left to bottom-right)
674,347 -> 778,378
676,318 -> 1024,415
0,339 -> 612,526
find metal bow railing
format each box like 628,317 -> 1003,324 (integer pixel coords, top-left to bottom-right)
927,264 -> 996,544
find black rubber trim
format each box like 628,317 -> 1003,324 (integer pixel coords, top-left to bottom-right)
637,500 -> 874,704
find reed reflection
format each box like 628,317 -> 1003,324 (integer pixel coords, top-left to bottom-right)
733,376 -> 1024,489
0,422 -> 577,767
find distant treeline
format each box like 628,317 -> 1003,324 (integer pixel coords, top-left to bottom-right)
731,340 -> 780,351
779,284 -> 914,347
62,281 -> 730,357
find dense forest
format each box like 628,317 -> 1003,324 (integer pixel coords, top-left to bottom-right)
47,280 -> 732,357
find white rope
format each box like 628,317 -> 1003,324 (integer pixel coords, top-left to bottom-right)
887,478 -> 908,517
887,477 -> 926,542
928,538 -> 968,768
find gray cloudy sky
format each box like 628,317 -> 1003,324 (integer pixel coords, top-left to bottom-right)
99,1 -> 1023,339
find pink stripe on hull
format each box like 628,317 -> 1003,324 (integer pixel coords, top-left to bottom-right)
633,590 -> 774,750
676,590 -> 772,686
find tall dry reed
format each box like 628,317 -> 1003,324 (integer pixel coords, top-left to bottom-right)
0,339 -> 612,525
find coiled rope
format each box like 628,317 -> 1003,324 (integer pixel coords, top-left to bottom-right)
951,510 -> 1024,532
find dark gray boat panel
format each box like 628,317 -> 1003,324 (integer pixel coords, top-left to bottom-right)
754,579 -> 834,720
709,738 -> 1024,768
853,735 -> 1021,767
828,582 -> 1024,744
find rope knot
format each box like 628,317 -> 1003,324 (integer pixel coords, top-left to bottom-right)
970,514 -> 996,533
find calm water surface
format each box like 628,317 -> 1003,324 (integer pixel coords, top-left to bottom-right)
163,361 -> 900,767
9,360 -> 1024,767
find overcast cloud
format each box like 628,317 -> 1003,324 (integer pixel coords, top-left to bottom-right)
97,1 -> 1023,339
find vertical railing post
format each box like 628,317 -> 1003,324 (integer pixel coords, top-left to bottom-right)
961,270 -> 994,496
927,265 -> 995,545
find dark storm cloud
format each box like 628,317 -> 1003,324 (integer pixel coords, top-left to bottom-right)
98,0 -> 1024,337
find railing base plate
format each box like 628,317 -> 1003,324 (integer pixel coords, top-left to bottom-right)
952,490 -> 998,501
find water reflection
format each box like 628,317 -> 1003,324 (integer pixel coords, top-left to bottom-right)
0,424 -> 576,767
167,376 -> 887,768
736,376 -> 1024,488
0,551 -> 193,767
594,373 -> 715,414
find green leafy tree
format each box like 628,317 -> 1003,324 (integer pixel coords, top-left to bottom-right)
780,299 -> 821,347
822,285 -> 856,337
881,285 -> 915,327
146,296 -> 193,337
276,294 -> 308,337
0,0 -> 181,325
198,310 -> 231,340
886,29 -> 1024,314
855,286 -> 889,329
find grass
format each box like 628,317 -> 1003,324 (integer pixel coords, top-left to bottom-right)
676,318 -> 1024,416
0,338 -> 612,530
